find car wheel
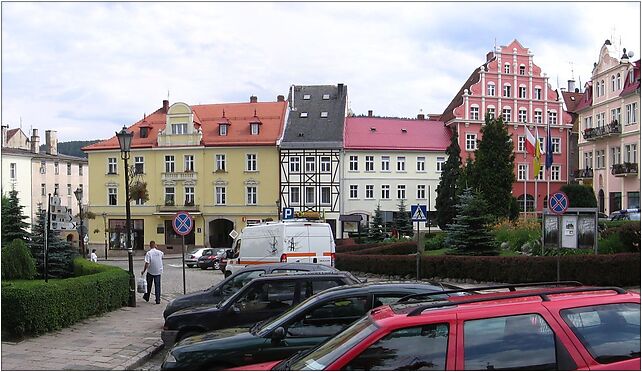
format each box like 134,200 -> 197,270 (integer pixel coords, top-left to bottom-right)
213,261 -> 220,270
200,266 -> 207,270
187,264 -> 194,268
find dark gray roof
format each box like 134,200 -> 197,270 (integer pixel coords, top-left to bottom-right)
1,147 -> 87,163
280,84 -> 347,149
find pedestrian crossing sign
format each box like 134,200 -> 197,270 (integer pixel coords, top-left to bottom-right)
411,205 -> 428,221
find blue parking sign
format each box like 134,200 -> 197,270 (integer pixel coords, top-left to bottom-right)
283,208 -> 294,220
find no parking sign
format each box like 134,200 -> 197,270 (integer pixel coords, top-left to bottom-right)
173,211 -> 194,235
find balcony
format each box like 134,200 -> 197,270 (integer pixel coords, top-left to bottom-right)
157,199 -> 200,212
583,120 -> 621,141
611,162 -> 638,177
574,168 -> 594,179
161,171 -> 197,182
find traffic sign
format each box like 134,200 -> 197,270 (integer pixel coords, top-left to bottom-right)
411,205 -> 428,221
51,221 -> 77,231
283,208 -> 294,220
172,211 -> 194,236
229,230 -> 239,239
549,192 -> 570,215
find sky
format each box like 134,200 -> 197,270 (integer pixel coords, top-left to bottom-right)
2,1 -> 640,142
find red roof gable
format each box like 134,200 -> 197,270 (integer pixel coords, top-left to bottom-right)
561,91 -> 584,113
620,59 -> 640,97
344,117 -> 450,151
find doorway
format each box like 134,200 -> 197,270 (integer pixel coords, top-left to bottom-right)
598,189 -> 605,213
164,220 -> 195,249
209,218 -> 234,247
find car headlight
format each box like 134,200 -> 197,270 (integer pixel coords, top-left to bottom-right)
164,352 -> 177,364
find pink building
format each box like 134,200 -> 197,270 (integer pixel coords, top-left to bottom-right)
440,40 -> 573,213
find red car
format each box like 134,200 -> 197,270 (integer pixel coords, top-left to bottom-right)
232,283 -> 640,371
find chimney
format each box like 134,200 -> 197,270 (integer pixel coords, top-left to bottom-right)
45,130 -> 58,156
30,128 -> 40,154
368,110 -> 373,117
277,95 -> 285,102
567,80 -> 576,92
250,95 -> 258,103
1,125 -> 7,147
417,113 -> 425,120
337,83 -> 344,95
163,100 -> 170,113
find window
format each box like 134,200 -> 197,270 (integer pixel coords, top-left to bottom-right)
596,150 -> 605,169
584,151 -> 593,169
172,123 -> 188,134
216,154 -> 226,171
305,187 -> 315,205
103,187 -> 117,206
349,155 -> 358,171
365,156 -> 374,172
596,112 -> 605,127
289,157 -> 300,173
466,134 -> 477,151
561,303 -> 640,365
503,85 -> 511,98
216,186 -> 226,205
470,106 -> 479,120
250,123 -> 260,135
519,86 -> 527,98
534,110 -> 543,124
54,183 -> 59,195
322,94 -> 330,100
246,186 -> 257,205
67,162 -> 72,175
67,184 -> 72,195
365,185 -> 374,199
519,65 -> 526,75
184,155 -> 194,172
349,185 -> 358,199
552,138 -> 561,154
381,185 -> 390,199
517,136 -> 525,152
184,186 -> 195,205
519,109 -> 527,123
548,111 -> 558,125
584,116 -> 593,129
290,187 -> 300,205
320,157 -> 331,172
487,83 -> 495,96
551,165 -> 561,181
611,75 -> 616,91
320,187 -> 331,205
320,112 -> 328,118
300,112 -> 308,118
518,164 -> 528,180
600,80 -> 605,96
617,74 -> 622,91
54,162 -> 59,175
164,187 -> 175,205
397,185 -> 406,199
416,156 -> 426,172
610,192 -> 623,212
381,156 -> 390,171
108,157 -> 117,174
39,161 -> 46,174
502,108 -> 512,122
41,183 -> 46,196
504,63 -> 510,74
344,324 -> 449,371
219,124 -> 228,136
9,163 -> 16,179
417,184 -> 426,199
487,107 -> 496,119
624,144 -> 637,163
396,156 -> 405,172
165,155 -> 175,173
78,164 -> 83,176
626,103 -> 638,125
611,146 -> 621,165
436,156 -> 445,172
303,94 -> 311,100
464,314 -> 559,370
246,154 -> 257,171
134,156 -> 144,174
534,87 -> 542,100
611,108 -> 621,124
305,156 -> 315,172
628,191 -> 640,209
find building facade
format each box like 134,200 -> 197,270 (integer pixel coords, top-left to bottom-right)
560,81 -> 583,184
575,40 -> 640,212
83,98 -> 287,253
440,40 -> 573,213
279,84 -> 348,237
341,113 -> 450,236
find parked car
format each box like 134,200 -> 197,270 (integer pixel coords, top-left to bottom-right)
163,263 -> 342,319
196,249 -> 228,270
161,281 -> 464,370
217,248 -> 235,273
161,271 -> 359,345
611,208 -> 641,221
234,283 -> 641,371
185,248 -> 216,268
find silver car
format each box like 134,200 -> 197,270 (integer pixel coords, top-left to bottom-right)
185,248 -> 216,268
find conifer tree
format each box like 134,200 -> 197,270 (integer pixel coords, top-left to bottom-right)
435,130 -> 462,229
393,199 -> 413,237
445,188 -> 497,256
457,156 -> 475,191
28,206 -> 77,279
1,190 -> 30,246
367,204 -> 386,242
473,115 -> 515,220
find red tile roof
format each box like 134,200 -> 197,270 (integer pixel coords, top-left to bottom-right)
620,59 -> 640,97
6,128 -> 21,140
344,117 -> 450,151
574,83 -> 593,112
83,101 -> 287,152
561,91 -> 584,113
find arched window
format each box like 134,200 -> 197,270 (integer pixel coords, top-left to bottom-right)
616,73 -> 621,90
487,82 -> 496,96
517,194 -> 535,212
612,75 -> 616,91
504,63 -> 510,74
600,80 -> 605,96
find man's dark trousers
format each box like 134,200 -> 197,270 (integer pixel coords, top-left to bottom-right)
143,273 -> 161,304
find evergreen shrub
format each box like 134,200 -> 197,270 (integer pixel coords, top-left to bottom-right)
351,242 -> 417,255
618,223 -> 640,252
425,233 -> 446,251
1,239 -> 37,280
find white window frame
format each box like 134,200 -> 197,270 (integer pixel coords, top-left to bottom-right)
219,124 -> 228,136
108,187 -> 118,206
246,186 -> 257,205
54,162 -> 59,175
305,187 -> 315,205
305,156 -> 316,172
502,108 -> 512,122
365,156 -> 374,172
518,86 -> 527,98
417,156 -> 426,172
397,184 -> 406,200
165,155 -> 175,173
487,83 -> 495,96
548,111 -> 558,125
349,185 -> 358,199
517,164 -> 528,181
320,156 -> 331,172
9,163 -> 16,179
381,156 -> 390,171
417,184 -> 426,199
596,150 -> 605,169
365,185 -> 374,199
381,185 -> 390,199
165,186 -> 175,205
289,157 -> 300,173
134,156 -> 144,174
534,110 -> 543,124
534,87 -> 542,100
216,154 -> 226,171
67,162 -> 72,175
216,186 -> 226,205
290,187 -> 300,205
518,109 -> 527,123
487,106 -> 496,119
503,84 -> 511,98
552,137 -> 561,154
184,155 -> 194,172
349,155 -> 358,171
171,123 -> 188,134
504,63 -> 510,74
108,157 -> 117,174
436,156 -> 445,172
626,103 -> 638,125
551,165 -> 561,181
465,133 -> 477,151
246,154 -> 257,171
320,187 -> 331,205
470,106 -> 479,120
250,123 -> 260,135
396,156 -> 406,172
184,186 -> 195,205
584,151 -> 593,169
611,146 -> 621,165
517,136 -> 525,152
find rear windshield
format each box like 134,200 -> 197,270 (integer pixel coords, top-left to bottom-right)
561,303 -> 640,364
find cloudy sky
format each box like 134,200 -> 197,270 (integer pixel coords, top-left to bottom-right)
2,1 -> 640,142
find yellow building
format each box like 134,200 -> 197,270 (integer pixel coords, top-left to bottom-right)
83,96 -> 287,254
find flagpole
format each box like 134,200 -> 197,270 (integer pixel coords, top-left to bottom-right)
547,118 -> 551,207
535,125 -> 539,216
523,122 -> 527,216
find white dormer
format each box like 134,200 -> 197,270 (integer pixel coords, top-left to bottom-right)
157,102 -> 202,146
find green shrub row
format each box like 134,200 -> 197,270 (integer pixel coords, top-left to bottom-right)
1,258 -> 129,339
336,253 -> 640,286
351,242 -> 417,255
335,242 -> 385,253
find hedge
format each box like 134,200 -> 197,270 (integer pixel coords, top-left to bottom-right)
1,258 -> 129,339
336,253 -> 640,286
336,242 -> 386,253
351,242 -> 417,255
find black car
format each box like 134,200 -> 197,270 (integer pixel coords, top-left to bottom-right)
161,271 -> 359,345
163,263 -> 341,319
161,281 -> 460,370
196,252 -> 223,270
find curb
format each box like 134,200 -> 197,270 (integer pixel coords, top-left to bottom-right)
123,340 -> 165,370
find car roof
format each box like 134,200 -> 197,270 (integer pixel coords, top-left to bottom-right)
254,270 -> 352,280
311,281 -> 448,299
236,262 -> 338,274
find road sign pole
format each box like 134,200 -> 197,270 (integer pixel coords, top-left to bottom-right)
416,215 -> 420,281
182,235 -> 186,295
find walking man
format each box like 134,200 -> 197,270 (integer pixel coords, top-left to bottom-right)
141,240 -> 164,304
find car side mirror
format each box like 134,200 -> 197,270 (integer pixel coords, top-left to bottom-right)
271,327 -> 285,342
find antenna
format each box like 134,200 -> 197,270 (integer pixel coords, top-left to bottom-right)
569,62 -> 575,80
167,90 -> 170,100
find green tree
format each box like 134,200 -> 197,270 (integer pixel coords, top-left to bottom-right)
472,115 -> 515,220
28,206 -> 77,279
1,190 -> 30,246
457,156 -> 475,191
393,199 -> 413,237
1,239 -> 37,280
367,204 -> 386,242
435,130 -> 462,229
560,184 -> 597,208
445,188 -> 497,256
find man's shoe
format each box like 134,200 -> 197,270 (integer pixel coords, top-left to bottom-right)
155,300 -> 161,304
143,295 -> 149,302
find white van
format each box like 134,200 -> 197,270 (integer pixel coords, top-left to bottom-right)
224,220 -> 336,277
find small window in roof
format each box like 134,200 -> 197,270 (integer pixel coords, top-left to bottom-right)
321,112 -> 328,118
300,112 -> 308,118
303,94 -> 311,100
322,94 -> 330,100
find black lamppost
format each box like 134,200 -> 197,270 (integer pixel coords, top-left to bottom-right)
102,212 -> 108,260
116,125 -> 136,307
74,187 -> 85,258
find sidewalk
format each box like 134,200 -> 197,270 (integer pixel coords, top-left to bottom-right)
1,296 -> 166,370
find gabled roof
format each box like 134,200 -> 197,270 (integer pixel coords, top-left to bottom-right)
620,59 -> 641,97
574,83 -> 594,112
440,60 -> 492,124
6,128 -> 22,141
281,84 -> 347,149
344,117 -> 450,151
561,91 -> 584,113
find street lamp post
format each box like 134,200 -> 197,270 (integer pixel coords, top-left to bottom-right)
74,187 -> 85,258
116,125 -> 136,307
102,212 -> 108,260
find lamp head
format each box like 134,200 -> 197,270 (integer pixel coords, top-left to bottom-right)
74,187 -> 83,202
116,125 -> 133,153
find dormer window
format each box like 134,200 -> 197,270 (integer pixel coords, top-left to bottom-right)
219,124 -> 229,136
140,127 -> 149,138
303,94 -> 311,100
171,123 -> 187,134
322,94 -> 330,100
251,123 -> 260,135
300,112 -> 308,118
